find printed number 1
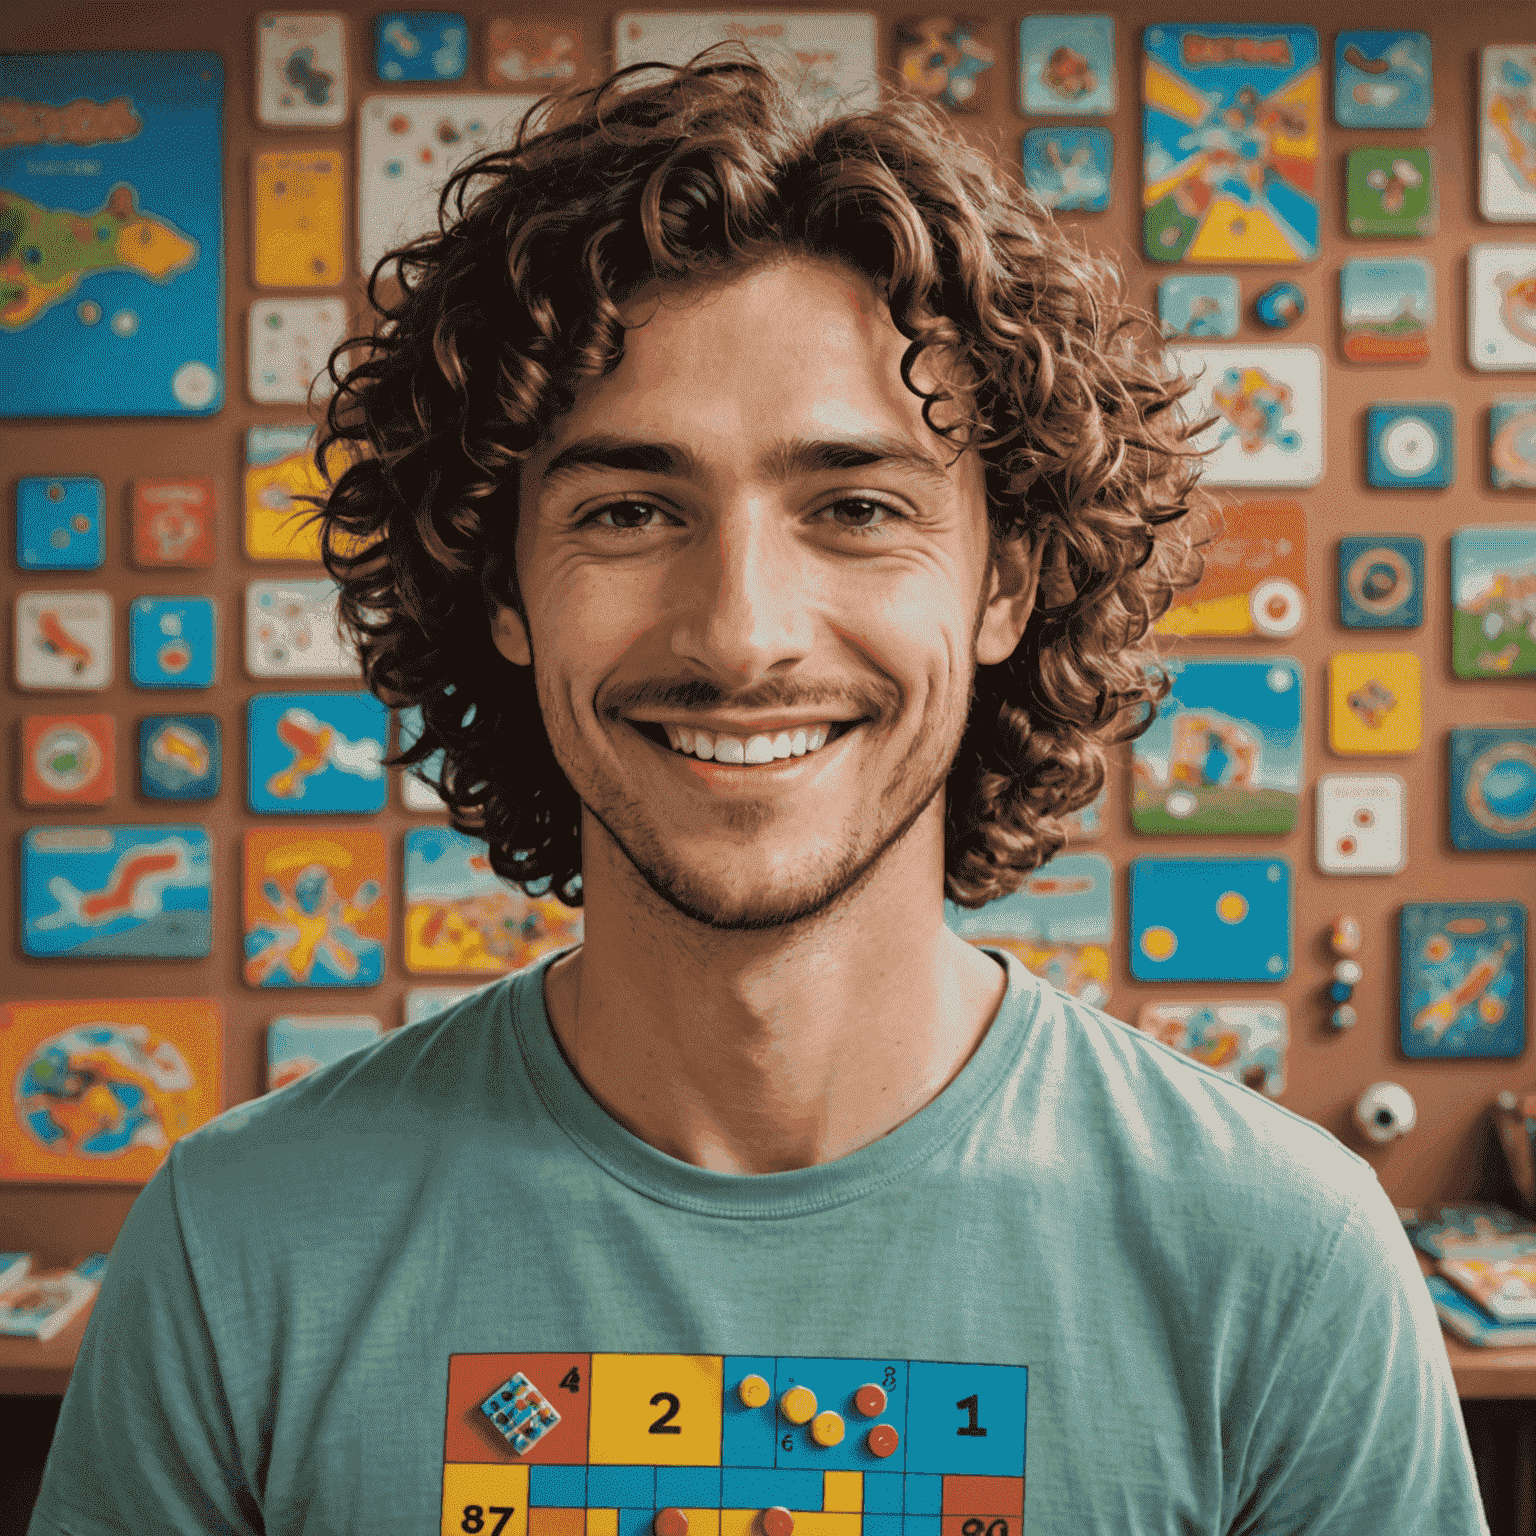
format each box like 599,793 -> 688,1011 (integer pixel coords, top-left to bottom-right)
956,1395 -> 988,1437
461,1505 -> 516,1535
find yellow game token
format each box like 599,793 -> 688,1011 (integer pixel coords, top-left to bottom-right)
811,1411 -> 845,1447
779,1386 -> 817,1424
738,1375 -> 771,1409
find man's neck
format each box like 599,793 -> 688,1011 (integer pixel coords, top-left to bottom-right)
540,914 -> 1009,1176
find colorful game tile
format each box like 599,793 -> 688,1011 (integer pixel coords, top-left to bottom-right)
405,984 -> 492,1024
1142,24 -> 1320,264
0,51 -> 223,418
1452,526 -> 1536,680
251,149 -> 345,288
1334,31 -> 1432,129
1469,245 -> 1536,372
1400,902 -> 1527,1060
243,828 -> 387,989
1480,46 -> 1536,223
248,691 -> 389,815
1328,651 -> 1422,754
129,596 -> 217,689
485,16 -> 585,87
1339,259 -> 1431,364
255,12 -> 348,125
245,578 -> 358,679
1254,282 -> 1304,331
21,824 -> 213,959
1315,773 -> 1407,875
397,704 -> 448,812
944,852 -> 1113,1009
20,714 -> 115,807
1136,1001 -> 1289,1096
1346,147 -> 1436,238
267,1014 -> 382,1093
1449,728 -> 1536,853
1022,128 -> 1111,213
1154,499 -> 1307,640
16,477 -> 104,570
13,591 -> 112,692
1019,15 -> 1115,116
358,94 -> 541,278
1158,274 -> 1239,340
245,425 -> 328,559
375,11 -> 468,80
895,16 -> 997,112
139,714 -> 222,801
1492,399 -> 1536,490
0,996 -> 223,1185
1131,658 -> 1302,835
1338,535 -> 1424,629
131,477 -> 218,568
1365,403 -> 1453,489
612,14 -> 881,118
248,298 -> 346,406
405,826 -> 584,974
1129,857 -> 1292,983
1168,346 -> 1323,487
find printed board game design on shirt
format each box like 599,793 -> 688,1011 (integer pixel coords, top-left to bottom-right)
405,826 -> 583,974
0,996 -> 222,1185
441,1353 -> 1026,1536
1141,24 -> 1320,264
943,852 -> 1111,1009
0,51 -> 224,417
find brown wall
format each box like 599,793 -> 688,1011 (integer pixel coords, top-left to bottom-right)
2,0 -> 1534,1273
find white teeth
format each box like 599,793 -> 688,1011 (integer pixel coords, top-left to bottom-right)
658,721 -> 847,762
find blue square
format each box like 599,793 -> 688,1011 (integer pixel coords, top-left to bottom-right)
1334,32 -> 1432,129
1400,902 -> 1526,1060
1338,535 -> 1425,628
1365,404 -> 1453,488
1158,274 -> 1239,339
1130,858 -> 1292,982
129,596 -> 217,687
1449,728 -> 1536,852
1021,127 -> 1111,212
374,12 -> 467,80
139,714 -> 222,800
248,691 -> 389,814
17,477 -> 105,569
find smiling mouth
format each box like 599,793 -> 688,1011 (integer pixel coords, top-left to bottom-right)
624,717 -> 862,765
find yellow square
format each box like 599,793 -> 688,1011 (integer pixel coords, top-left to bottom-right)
823,1472 -> 863,1513
586,1512 -> 618,1536
253,150 -> 345,288
588,1353 -> 722,1465
442,1462 -> 526,1536
1329,651 -> 1422,755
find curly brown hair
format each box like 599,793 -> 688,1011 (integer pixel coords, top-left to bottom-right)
314,47 -> 1208,910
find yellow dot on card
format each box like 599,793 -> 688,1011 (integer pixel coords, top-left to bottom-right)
1216,892 -> 1249,925
1140,926 -> 1177,962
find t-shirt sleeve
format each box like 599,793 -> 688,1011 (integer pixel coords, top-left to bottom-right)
1229,1167 -> 1490,1536
28,1148 -> 263,1536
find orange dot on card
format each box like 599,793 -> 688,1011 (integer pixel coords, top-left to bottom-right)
1216,892 -> 1248,924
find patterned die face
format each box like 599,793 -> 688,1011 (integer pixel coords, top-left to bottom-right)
479,1370 -> 562,1454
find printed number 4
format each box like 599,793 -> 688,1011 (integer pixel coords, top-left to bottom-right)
461,1505 -> 516,1535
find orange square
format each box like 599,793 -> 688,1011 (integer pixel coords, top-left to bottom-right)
0,997 -> 223,1184
485,17 -> 586,86
131,477 -> 218,567
20,714 -> 115,805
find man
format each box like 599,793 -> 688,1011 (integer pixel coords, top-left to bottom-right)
31,52 -> 1488,1536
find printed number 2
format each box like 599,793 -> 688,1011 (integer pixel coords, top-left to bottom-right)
650,1392 -> 682,1434
461,1506 -> 516,1535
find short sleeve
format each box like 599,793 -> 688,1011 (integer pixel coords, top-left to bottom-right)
1229,1168 -> 1490,1536
27,1149 -> 263,1536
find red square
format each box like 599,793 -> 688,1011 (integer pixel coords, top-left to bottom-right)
131,476 -> 218,568
20,714 -> 116,805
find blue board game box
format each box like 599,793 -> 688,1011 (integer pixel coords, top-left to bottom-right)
0,51 -> 224,417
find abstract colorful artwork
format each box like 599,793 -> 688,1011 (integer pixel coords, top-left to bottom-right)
1452,526 -> 1536,679
1338,535 -> 1424,629
944,853 -> 1113,1009
20,714 -> 115,806
128,596 -> 217,689
1158,274 -> 1239,339
1153,499 -> 1307,639
139,714 -> 221,800
895,16 -> 996,112
251,149 -> 345,288
485,17 -> 586,87
1142,24 -> 1320,263
1345,147 -> 1436,238
1492,399 -> 1536,490
1327,651 -> 1422,754
1334,31 -> 1432,129
1340,259 -> 1431,363
374,11 -> 468,81
130,477 -> 217,568
1480,46 -> 1536,222
1449,728 -> 1536,852
256,12 -> 349,126
1136,1001 -> 1289,1095
1131,658 -> 1302,835
1168,346 -> 1324,487
1469,244 -> 1536,372
21,824 -> 212,958
243,829 -> 387,988
1021,128 -> 1111,212
1365,403 -> 1453,489
13,590 -> 112,691
1019,14 -> 1115,116
247,691 -> 389,814
248,297 -> 346,406
245,578 -> 358,679
405,827 -> 583,974
1400,903 -> 1526,1060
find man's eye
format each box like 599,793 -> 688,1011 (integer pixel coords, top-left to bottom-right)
577,499 -> 904,536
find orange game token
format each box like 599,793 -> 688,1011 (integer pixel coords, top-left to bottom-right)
762,1508 -> 794,1536
866,1424 -> 899,1458
654,1509 -> 689,1536
853,1383 -> 887,1417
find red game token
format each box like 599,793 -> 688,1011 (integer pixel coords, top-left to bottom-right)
762,1507 -> 794,1536
654,1509 -> 689,1536
853,1383 -> 887,1417
866,1424 -> 899,1458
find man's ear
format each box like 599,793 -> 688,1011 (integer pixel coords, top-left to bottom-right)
975,529 -> 1048,667
490,603 -> 532,667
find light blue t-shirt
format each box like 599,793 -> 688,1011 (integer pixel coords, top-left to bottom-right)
30,945 -> 1488,1535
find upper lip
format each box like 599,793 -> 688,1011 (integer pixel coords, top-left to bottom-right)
624,713 -> 863,735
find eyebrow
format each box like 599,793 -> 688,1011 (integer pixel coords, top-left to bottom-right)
536,431 -> 957,495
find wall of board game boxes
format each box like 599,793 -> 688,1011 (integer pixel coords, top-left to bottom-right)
1,2 -> 1534,1254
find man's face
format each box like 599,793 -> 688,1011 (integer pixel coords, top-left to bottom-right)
498,253 -> 1034,931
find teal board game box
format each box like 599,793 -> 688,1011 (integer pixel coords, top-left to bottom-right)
0,51 -> 224,417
